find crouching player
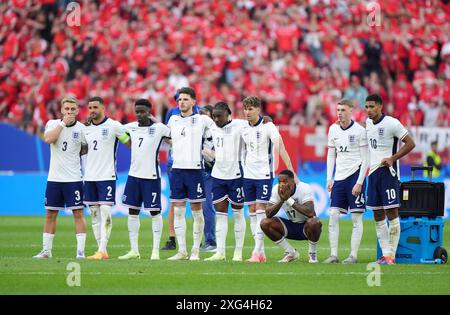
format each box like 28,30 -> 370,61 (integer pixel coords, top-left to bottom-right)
261,170 -> 322,263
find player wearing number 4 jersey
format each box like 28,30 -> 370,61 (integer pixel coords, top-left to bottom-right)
82,96 -> 130,260
323,99 -> 369,264
118,99 -> 170,261
166,87 -> 215,261
365,94 -> 415,265
33,97 -> 87,260
241,96 -> 298,263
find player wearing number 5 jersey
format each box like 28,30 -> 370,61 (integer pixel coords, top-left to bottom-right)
323,99 -> 369,264
82,96 -> 130,260
118,99 -> 170,261
166,87 -> 215,261
365,94 -> 415,265
33,97 -> 87,260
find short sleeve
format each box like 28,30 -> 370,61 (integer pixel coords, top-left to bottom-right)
113,121 -> 127,138
44,120 -> 58,134
392,118 -> 408,140
160,124 -> 170,138
299,183 -> 314,204
267,122 -> 281,141
202,115 -> 214,129
269,185 -> 281,204
359,127 -> 368,146
327,126 -> 335,148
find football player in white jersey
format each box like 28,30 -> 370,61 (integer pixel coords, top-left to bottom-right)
33,97 -> 87,259
203,102 -> 248,262
323,99 -> 369,264
365,94 -> 415,265
262,170 -> 322,263
118,99 -> 170,261
83,96 -> 130,260
166,87 -> 215,261
240,96 -> 298,263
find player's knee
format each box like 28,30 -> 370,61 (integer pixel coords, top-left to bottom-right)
46,210 -> 58,219
305,218 -> 322,241
150,210 -> 161,217
72,209 -> 84,219
129,209 -> 140,216
373,210 -> 386,221
260,218 -> 271,232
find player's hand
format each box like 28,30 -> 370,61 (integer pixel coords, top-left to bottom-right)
63,113 -> 75,126
352,183 -> 362,197
262,115 -> 273,124
381,157 -> 394,168
327,180 -> 333,192
278,184 -> 290,201
85,117 -> 93,126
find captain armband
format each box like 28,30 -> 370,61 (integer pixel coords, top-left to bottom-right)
118,133 -> 130,144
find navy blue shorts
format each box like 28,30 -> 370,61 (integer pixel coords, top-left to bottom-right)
211,177 -> 244,206
276,217 -> 309,241
45,181 -> 84,210
84,180 -> 116,206
367,167 -> 400,210
170,169 -> 205,203
122,176 -> 161,211
243,178 -> 273,205
330,169 -> 366,214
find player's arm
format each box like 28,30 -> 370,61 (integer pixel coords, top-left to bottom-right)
114,122 -> 131,147
326,147 -> 336,192
266,201 -> 283,218
291,200 -> 315,219
381,134 -> 416,167
80,144 -> 88,156
353,144 -> 369,196
273,135 -> 298,182
44,115 -> 74,144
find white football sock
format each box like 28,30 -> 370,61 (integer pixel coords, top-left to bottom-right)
249,213 -> 256,238
43,233 -> 54,251
328,208 -> 340,257
375,219 -> 389,257
99,205 -> 112,253
388,217 -> 400,259
174,206 -> 187,254
309,240 -> 318,255
350,213 -> 363,258
216,212 -> 228,255
254,210 -> 266,254
232,208 -> 246,255
192,210 -> 204,252
128,214 -> 140,253
275,237 -> 295,254
76,233 -> 86,254
151,213 -> 163,254
89,205 -> 101,248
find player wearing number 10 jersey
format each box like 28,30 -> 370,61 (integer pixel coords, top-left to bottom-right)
365,94 -> 415,265
33,97 -> 87,260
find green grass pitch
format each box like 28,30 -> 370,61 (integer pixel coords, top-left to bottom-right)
1,216 -> 449,294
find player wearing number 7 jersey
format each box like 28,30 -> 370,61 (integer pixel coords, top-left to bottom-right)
365,94 -> 415,265
33,97 -> 87,260
82,96 -> 130,260
323,99 -> 369,265
118,99 -> 170,261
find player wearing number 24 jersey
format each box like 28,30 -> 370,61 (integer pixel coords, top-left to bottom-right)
33,97 -> 87,260
365,94 -> 415,265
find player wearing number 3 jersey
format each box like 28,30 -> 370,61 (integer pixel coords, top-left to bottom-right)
365,94 -> 415,265
33,97 -> 87,260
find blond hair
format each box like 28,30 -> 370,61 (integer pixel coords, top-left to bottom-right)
243,96 -> 261,108
337,99 -> 354,108
61,97 -> 78,106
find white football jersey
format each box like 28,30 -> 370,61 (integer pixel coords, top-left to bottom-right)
269,182 -> 314,224
45,120 -> 85,182
167,113 -> 214,169
125,122 -> 170,179
366,114 -> 408,176
210,119 -> 247,180
241,119 -> 281,180
82,117 -> 127,181
327,121 -> 367,181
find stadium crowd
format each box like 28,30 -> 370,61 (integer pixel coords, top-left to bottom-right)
0,0 -> 449,135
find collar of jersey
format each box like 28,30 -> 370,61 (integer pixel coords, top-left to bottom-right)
221,120 -> 233,128
340,120 -> 354,131
92,116 -> 108,126
138,120 -> 154,127
61,119 -> 77,128
372,113 -> 386,125
249,116 -> 263,127
178,111 -> 197,118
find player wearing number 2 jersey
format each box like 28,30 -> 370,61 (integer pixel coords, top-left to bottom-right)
365,94 -> 415,265
33,97 -> 87,260
83,96 -> 130,260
